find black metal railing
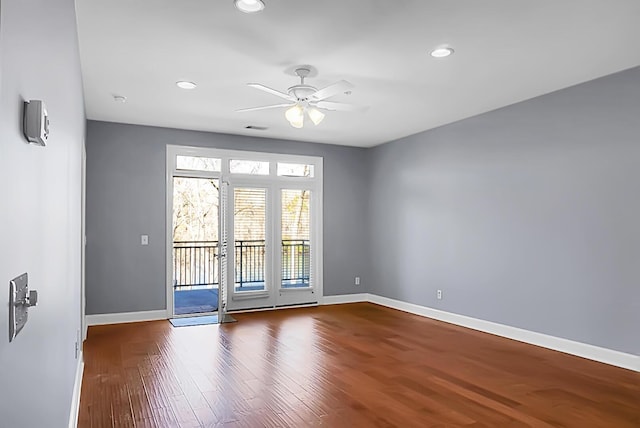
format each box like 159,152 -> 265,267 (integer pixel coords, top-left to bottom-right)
281,239 -> 310,287
234,239 -> 266,286
173,241 -> 219,288
172,239 -> 310,289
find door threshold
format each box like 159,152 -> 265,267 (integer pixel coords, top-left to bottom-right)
227,302 -> 319,315
171,311 -> 219,319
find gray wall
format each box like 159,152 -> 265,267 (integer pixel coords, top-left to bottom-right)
85,121 -> 369,315
85,69 -> 639,356
0,0 -> 85,427
368,67 -> 640,355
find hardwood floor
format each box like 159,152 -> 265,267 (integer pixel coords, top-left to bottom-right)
78,303 -> 639,427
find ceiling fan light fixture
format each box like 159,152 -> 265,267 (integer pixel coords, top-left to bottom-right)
234,0 -> 265,13
285,105 -> 304,123
307,107 -> 325,126
430,47 -> 454,58
289,118 -> 304,129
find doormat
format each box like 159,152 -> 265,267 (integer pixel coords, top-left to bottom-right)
169,314 -> 237,327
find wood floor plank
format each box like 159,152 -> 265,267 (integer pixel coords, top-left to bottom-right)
168,394 -> 201,427
79,303 -> 640,427
123,367 -> 154,422
150,407 -> 179,428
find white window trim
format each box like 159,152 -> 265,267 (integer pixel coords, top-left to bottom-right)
166,145 -> 324,316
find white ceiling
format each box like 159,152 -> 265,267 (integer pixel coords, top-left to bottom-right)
76,0 -> 640,147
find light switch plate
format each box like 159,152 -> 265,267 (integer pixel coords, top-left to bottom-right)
9,273 -> 29,342
141,235 -> 149,245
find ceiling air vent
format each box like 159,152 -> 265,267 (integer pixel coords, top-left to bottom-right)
245,125 -> 268,131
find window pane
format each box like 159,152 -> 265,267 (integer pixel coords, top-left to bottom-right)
277,162 -> 314,177
229,159 -> 269,175
234,188 -> 266,292
176,155 -> 221,172
281,189 -> 311,289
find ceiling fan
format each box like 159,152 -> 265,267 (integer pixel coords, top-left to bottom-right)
237,67 -> 366,128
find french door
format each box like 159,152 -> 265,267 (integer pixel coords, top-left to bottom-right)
275,186 -> 316,307
167,146 -> 322,316
226,183 -> 318,311
227,183 -> 273,309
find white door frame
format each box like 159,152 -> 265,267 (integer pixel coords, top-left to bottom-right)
166,145 -> 323,316
166,147 -> 222,317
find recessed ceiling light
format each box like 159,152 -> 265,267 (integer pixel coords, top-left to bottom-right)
234,0 -> 265,13
176,81 -> 197,90
430,47 -> 454,58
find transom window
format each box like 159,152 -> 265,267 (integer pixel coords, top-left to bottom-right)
229,159 -> 270,175
277,162 -> 314,178
176,155 -> 221,172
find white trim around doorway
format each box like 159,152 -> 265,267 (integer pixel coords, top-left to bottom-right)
165,145 -> 324,317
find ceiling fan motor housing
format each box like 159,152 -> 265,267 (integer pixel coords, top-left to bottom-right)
289,68 -> 316,101
288,85 -> 317,102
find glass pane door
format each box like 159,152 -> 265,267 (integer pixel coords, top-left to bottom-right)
276,188 -> 317,307
233,187 -> 267,293
172,177 -> 219,316
281,189 -> 311,289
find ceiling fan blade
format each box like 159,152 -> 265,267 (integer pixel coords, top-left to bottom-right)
247,83 -> 295,101
313,101 -> 368,112
236,103 -> 294,113
310,80 -> 354,101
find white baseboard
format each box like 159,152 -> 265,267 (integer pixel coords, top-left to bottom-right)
322,293 -> 638,372
322,293 -> 368,305
85,309 -> 168,326
68,353 -> 84,428
84,298 -> 637,372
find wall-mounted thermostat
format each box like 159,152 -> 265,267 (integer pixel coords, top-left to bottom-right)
23,100 -> 50,146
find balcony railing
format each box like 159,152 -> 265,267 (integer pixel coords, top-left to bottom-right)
173,241 -> 218,288
173,239 -> 310,289
281,239 -> 310,288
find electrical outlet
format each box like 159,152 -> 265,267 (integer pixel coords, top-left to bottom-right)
437,289 -> 442,300
355,276 -> 361,286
